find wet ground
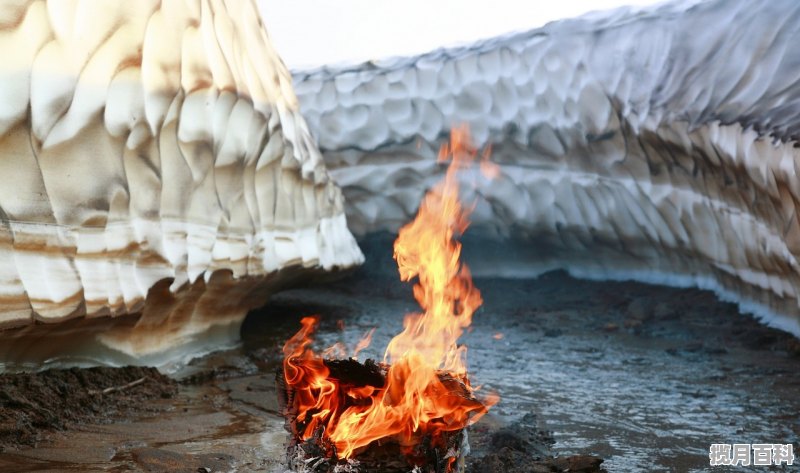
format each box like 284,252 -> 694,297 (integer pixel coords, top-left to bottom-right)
1,238 -> 800,472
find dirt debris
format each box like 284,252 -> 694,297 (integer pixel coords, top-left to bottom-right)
0,366 -> 176,450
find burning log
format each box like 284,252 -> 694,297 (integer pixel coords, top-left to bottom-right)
277,358 -> 475,472
276,127 -> 498,472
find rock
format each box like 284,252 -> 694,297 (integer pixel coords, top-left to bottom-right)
552,455 -> 604,472
471,450 -> 555,473
131,448 -> 233,473
467,412 -> 559,473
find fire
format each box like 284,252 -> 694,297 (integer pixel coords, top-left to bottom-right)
282,125 -> 497,463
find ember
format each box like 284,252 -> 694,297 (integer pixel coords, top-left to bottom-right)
279,126 -> 497,472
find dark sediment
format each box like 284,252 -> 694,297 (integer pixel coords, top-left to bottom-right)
0,366 -> 175,451
467,413 -> 602,473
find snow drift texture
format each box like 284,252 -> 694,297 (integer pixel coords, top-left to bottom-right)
0,0 -> 363,357
294,0 -> 800,335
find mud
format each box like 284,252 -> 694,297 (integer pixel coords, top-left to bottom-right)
0,366 -> 176,451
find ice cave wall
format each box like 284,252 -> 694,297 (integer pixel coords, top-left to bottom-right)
0,0 -> 363,357
293,0 -> 800,335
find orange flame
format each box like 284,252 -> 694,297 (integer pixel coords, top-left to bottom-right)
352,328 -> 375,359
282,125 -> 498,463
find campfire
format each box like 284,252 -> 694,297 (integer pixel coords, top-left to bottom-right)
278,126 -> 498,472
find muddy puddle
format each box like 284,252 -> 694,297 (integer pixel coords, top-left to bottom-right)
1,240 -> 799,472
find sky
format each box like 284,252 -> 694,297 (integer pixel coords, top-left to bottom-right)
258,0 -> 668,69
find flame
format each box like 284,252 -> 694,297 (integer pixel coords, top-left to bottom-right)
282,125 -> 497,464
352,328 -> 375,359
